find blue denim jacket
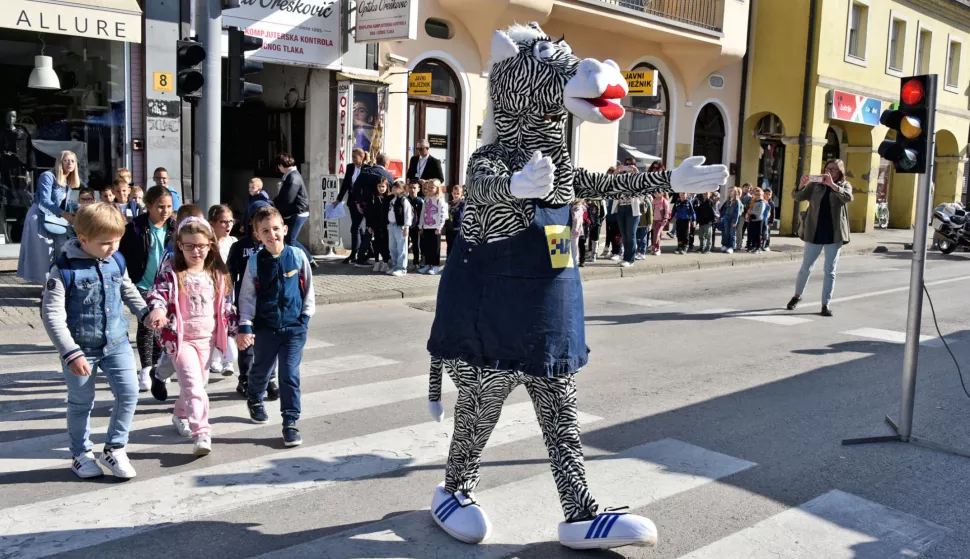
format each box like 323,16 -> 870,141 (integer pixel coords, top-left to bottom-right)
42,240 -> 148,364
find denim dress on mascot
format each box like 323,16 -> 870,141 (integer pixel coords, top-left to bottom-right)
423,22 -> 728,550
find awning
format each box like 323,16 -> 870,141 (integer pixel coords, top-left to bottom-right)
336,72 -> 390,85
1,0 -> 142,43
617,143 -> 661,167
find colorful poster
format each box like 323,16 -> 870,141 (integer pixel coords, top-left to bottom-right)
353,90 -> 378,153
830,89 -> 883,126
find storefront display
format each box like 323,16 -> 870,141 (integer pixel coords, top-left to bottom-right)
0,28 -> 128,242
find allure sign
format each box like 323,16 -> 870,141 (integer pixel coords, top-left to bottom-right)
224,0 -> 340,68
355,0 -> 418,43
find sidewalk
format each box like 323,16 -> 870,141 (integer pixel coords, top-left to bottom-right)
0,228 -> 919,327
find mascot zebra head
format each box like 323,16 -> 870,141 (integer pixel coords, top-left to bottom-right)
481,22 -> 628,146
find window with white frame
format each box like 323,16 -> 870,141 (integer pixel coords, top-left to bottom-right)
916,27 -> 932,74
887,16 -> 906,72
946,37 -> 962,90
846,1 -> 869,61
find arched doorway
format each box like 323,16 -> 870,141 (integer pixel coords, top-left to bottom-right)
692,103 -> 725,165
822,127 -> 841,162
618,63 -> 669,166
408,59 -> 462,186
753,113 -> 786,228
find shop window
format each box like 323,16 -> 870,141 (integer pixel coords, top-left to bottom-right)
692,104 -> 724,165
887,14 -> 906,74
845,0 -> 869,65
916,27 -> 932,75
618,63 -> 668,164
946,36 -> 962,92
0,28 -> 127,242
425,18 -> 453,40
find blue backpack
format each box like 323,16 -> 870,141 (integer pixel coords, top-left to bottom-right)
53,252 -> 127,299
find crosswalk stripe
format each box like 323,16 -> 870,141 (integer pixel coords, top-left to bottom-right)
0,374 -> 459,475
257,438 -> 756,559
608,297 -> 676,308
697,308 -> 812,326
842,328 -> 935,345
674,489 -> 948,558
0,353 -> 398,423
0,401 -> 602,559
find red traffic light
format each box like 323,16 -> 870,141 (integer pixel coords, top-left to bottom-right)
901,79 -> 924,105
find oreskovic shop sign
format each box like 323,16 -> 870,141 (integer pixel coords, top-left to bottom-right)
356,0 -> 418,43
2,0 -> 143,43
224,0 -> 340,68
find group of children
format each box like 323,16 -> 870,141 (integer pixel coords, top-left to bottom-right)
42,182 -> 315,480
353,177 -> 459,276
569,181 -> 777,265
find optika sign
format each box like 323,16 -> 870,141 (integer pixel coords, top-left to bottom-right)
237,0 -> 335,18
357,0 -> 410,14
355,0 -> 417,42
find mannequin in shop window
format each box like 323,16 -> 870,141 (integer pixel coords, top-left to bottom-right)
0,110 -> 35,240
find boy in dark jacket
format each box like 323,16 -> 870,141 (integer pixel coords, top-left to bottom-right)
242,178 -> 273,236
672,193 -> 696,255
444,185 -> 465,258
694,192 -> 718,253
237,206 -> 315,447
407,182 -> 424,271
364,178 -> 393,272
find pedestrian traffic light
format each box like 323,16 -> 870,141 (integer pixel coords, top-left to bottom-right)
226,27 -> 263,106
877,75 -> 937,174
176,39 -> 206,101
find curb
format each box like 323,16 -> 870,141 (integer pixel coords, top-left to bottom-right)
310,243 -> 894,307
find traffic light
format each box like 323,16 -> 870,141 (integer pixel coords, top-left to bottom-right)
226,27 -> 263,106
877,75 -> 937,174
176,39 -> 206,101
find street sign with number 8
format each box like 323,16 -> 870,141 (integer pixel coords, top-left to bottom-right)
154,72 -> 174,93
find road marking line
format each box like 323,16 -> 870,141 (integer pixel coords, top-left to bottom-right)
801,274 -> 970,308
0,402 -> 602,559
608,297 -> 677,308
0,374 -> 458,474
303,338 -> 333,350
695,308 -> 812,326
842,328 -> 935,345
256,438 -> 756,559
0,354 -> 398,423
675,489 -> 948,558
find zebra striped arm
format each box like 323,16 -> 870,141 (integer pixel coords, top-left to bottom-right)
464,145 -> 518,206
573,168 -> 673,199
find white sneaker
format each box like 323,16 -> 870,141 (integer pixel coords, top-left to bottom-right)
764,247 -> 771,252
634,254 -> 644,260
98,448 -> 136,479
71,451 -> 104,479
137,368 -> 151,392
558,512 -> 657,550
193,436 -> 212,456
431,482 -> 491,544
430,266 -> 441,275
726,248 -> 734,254
172,414 -> 191,438
619,261 -> 632,268
391,269 -> 405,277
609,254 -> 621,261
373,262 -> 382,272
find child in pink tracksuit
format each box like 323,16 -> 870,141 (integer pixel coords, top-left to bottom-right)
146,217 -> 237,456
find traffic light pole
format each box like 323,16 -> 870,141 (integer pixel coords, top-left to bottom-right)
843,133 -> 970,459
195,0 -> 221,211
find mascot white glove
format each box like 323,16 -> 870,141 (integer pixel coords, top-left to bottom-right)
429,400 -> 445,422
670,156 -> 729,194
511,150 -> 555,199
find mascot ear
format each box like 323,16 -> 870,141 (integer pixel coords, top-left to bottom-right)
491,30 -> 518,65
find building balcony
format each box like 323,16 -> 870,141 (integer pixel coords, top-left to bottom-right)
592,0 -> 722,32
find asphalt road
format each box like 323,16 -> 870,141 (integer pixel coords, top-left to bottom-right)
2,249 -> 970,558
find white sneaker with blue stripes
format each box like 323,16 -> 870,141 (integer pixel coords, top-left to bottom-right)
558,508 -> 657,550
430,482 -> 491,544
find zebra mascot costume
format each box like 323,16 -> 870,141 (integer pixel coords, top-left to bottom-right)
425,22 -> 727,550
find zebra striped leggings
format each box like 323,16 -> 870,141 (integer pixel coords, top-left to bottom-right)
433,357 -> 598,522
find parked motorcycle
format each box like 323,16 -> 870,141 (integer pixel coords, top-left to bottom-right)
931,202 -> 970,254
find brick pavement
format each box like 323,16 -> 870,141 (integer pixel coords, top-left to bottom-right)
0,228 -> 917,328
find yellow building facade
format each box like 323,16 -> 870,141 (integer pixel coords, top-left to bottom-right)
371,0 -> 750,190
742,0 -> 970,235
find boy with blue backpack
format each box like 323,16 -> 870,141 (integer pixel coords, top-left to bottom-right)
41,203 -> 151,479
236,206 -> 315,447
